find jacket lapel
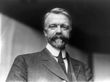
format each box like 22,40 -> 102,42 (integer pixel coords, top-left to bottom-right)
40,48 -> 69,81
67,53 -> 80,81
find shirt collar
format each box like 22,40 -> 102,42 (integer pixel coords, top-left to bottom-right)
46,43 -> 66,58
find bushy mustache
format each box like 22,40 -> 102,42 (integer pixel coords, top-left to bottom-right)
50,34 -> 68,42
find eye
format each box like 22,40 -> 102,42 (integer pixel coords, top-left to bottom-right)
60,24 -> 70,30
49,24 -> 57,29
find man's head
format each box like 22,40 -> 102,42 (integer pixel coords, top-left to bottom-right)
43,8 -> 72,50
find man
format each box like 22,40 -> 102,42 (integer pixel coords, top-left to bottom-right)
6,8 -> 92,82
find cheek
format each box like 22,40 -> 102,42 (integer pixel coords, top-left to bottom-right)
46,30 -> 56,37
63,31 -> 70,37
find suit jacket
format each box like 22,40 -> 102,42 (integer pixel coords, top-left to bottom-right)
6,48 -> 92,82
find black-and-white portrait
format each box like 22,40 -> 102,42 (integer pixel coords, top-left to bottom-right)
0,0 -> 110,82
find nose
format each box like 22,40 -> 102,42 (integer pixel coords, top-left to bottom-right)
56,25 -> 61,33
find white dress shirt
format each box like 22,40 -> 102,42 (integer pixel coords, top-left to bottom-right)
46,43 -> 68,73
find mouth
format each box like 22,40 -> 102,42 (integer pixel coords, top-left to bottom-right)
55,38 -> 63,43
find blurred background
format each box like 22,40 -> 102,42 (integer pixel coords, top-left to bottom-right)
0,0 -> 110,82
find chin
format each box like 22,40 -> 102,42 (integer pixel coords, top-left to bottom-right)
52,42 -> 65,50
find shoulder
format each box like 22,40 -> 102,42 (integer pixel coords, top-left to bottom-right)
69,57 -> 84,66
15,52 -> 40,60
14,50 -> 44,65
69,57 -> 93,81
69,57 -> 86,73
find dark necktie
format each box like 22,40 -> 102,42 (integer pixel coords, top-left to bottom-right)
57,51 -> 66,73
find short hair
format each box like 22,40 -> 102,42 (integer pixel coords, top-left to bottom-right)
43,7 -> 72,28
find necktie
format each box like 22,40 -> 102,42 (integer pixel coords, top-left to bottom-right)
57,51 -> 66,73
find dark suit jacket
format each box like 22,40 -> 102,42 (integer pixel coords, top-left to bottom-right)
6,48 -> 92,82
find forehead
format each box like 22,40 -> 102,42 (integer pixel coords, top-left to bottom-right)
45,13 -> 70,25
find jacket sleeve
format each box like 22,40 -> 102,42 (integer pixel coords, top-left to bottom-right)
6,55 -> 27,82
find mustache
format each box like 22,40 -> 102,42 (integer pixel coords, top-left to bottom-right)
50,34 -> 68,42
